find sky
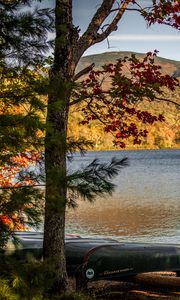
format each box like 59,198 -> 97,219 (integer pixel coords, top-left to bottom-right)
44,0 -> 180,61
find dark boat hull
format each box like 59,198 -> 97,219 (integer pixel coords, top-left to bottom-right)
2,232 -> 180,283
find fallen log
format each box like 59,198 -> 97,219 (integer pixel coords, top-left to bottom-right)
126,290 -> 180,300
88,281 -> 180,300
121,272 -> 180,289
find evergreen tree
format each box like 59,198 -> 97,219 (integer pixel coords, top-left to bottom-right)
0,0 -> 179,297
0,0 -> 53,245
44,0 -> 179,294
0,0 -> 53,67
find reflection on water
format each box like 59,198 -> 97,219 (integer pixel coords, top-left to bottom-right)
66,149 -> 180,243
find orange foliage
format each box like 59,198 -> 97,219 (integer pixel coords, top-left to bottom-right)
0,151 -> 42,188
0,151 -> 43,232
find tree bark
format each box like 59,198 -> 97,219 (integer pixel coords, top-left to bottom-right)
43,0 -> 129,295
43,0 -> 76,294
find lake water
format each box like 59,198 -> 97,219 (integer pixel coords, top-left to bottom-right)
66,149 -> 180,244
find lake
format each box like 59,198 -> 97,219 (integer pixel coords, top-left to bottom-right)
66,149 -> 180,244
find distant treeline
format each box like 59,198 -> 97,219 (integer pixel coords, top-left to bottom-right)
68,99 -> 180,150
69,52 -> 180,150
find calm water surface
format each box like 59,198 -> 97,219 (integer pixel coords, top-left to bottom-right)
66,149 -> 180,244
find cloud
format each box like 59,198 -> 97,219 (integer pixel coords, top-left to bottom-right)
108,34 -> 180,41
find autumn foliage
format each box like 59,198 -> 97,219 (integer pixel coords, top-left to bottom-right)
143,0 -> 180,29
0,0 -> 179,248
0,152 -> 37,236
0,66 -> 46,244
78,51 -> 179,148
125,0 -> 180,29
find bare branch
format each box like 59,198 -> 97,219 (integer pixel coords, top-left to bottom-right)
95,0 -> 132,44
69,89 -> 112,106
80,0 -> 115,42
77,0 -> 131,57
73,63 -> 95,81
86,99 -> 107,126
69,93 -> 87,106
155,97 -> 180,107
111,7 -> 141,12
0,184 -> 45,190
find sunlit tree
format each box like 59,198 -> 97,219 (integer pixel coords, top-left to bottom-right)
0,0 -> 179,296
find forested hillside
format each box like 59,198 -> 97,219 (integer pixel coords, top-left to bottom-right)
77,51 -> 180,77
68,52 -> 180,150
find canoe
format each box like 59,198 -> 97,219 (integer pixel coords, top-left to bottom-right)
2,231 -> 180,284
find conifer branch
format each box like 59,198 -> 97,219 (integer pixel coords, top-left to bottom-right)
67,137 -> 94,157
67,157 -> 128,205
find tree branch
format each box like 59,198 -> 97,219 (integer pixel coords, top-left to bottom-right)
0,184 -> 45,190
95,0 -> 132,44
80,0 -> 115,42
110,7 -> 141,13
73,63 -> 95,81
77,0 -> 131,57
155,97 -> 180,107
86,99 -> 108,126
69,89 -> 111,106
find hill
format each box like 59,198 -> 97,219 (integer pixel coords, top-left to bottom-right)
77,51 -> 180,77
68,52 -> 180,150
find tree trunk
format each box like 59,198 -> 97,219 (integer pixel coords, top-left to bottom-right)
43,0 -> 128,295
43,0 -> 77,294
44,90 -> 69,293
